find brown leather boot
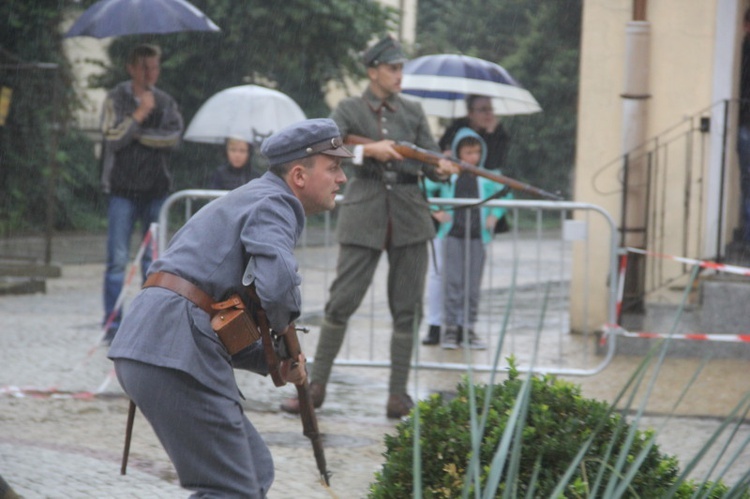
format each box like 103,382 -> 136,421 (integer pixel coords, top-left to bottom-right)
386,393 -> 414,419
279,382 -> 326,414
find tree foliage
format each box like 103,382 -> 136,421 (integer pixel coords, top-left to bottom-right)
1,0 -> 578,234
89,0 -> 396,192
0,0 -> 395,234
91,0 -> 395,117
416,0 -> 582,197
0,0 -> 101,235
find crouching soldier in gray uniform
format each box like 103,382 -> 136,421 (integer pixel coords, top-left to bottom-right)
108,118 -> 350,498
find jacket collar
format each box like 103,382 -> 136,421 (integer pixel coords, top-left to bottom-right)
363,87 -> 398,113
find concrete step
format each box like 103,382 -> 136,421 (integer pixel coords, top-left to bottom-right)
616,275 -> 750,359
699,274 -> 750,334
0,258 -> 59,296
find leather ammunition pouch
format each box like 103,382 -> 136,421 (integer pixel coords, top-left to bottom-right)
210,295 -> 261,355
143,271 -> 260,355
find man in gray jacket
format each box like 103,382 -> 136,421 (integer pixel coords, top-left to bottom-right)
109,118 -> 350,497
100,44 -> 183,344
281,36 -> 456,419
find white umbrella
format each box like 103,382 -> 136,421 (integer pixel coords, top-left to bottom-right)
401,54 -> 541,117
183,85 -> 306,146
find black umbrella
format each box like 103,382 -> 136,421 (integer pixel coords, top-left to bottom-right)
64,0 -> 220,39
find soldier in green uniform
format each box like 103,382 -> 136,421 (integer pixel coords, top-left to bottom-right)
281,35 -> 457,418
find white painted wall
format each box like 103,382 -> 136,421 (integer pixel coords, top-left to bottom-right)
570,0 -> 740,332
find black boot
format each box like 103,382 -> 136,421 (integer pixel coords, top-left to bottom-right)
422,324 -> 440,345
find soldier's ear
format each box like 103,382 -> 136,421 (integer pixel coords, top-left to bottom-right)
289,163 -> 307,188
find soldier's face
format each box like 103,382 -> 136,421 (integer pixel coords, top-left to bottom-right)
368,63 -> 403,97
297,155 -> 347,215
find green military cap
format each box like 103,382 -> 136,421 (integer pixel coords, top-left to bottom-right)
362,35 -> 408,67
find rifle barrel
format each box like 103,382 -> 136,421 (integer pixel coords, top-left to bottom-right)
281,326 -> 331,485
343,134 -> 562,201
394,142 -> 563,201
250,284 -> 331,487
296,383 -> 331,486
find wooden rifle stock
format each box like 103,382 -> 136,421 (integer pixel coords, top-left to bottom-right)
344,134 -> 563,201
248,286 -> 331,487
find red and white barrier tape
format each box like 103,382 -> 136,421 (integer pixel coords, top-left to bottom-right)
615,253 -> 627,322
603,324 -> 750,343
1,224 -> 158,399
625,247 -> 750,277
609,248 -> 750,345
0,386 -> 99,399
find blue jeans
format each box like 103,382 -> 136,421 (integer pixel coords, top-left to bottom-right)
737,126 -> 750,242
103,194 -> 165,328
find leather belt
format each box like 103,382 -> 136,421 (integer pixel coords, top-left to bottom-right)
356,169 -> 418,185
143,271 -> 215,315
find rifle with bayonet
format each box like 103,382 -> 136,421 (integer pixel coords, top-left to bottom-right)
247,285 -> 331,487
344,134 -> 563,201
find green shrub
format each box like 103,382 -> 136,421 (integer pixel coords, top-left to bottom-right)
369,366 -> 745,498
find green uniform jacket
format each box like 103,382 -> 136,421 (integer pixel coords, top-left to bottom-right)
331,87 -> 444,249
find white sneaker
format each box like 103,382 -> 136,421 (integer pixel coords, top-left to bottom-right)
464,329 -> 487,350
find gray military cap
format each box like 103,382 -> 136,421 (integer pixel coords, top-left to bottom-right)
363,35 -> 408,67
261,118 -> 353,166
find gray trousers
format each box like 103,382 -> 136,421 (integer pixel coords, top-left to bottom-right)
443,236 -> 486,329
311,242 -> 428,394
114,359 -> 274,498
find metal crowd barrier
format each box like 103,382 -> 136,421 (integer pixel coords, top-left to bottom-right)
158,190 -> 619,377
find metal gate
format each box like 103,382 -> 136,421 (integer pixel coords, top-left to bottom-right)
158,190 -> 619,376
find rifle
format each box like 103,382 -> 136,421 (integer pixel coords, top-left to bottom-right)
247,286 -> 331,487
344,134 -> 563,201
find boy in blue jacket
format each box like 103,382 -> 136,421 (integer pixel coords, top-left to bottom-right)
423,127 -> 511,349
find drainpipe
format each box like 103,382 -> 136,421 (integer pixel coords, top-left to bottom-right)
398,0 -> 417,47
620,0 -> 651,313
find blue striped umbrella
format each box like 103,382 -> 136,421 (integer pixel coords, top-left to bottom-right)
402,54 -> 541,117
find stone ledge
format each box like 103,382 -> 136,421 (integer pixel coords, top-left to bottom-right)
0,263 -> 61,278
0,277 -> 46,296
609,335 -> 750,359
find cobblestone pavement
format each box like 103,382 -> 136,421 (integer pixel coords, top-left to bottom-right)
1,234 -> 749,497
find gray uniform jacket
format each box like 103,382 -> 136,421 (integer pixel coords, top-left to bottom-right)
331,87 -> 444,249
108,172 -> 304,401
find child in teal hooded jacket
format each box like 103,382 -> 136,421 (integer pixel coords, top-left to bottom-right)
422,127 -> 512,349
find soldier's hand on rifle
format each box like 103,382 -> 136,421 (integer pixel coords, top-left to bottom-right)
364,140 -> 405,162
436,157 -> 459,177
280,353 -> 307,386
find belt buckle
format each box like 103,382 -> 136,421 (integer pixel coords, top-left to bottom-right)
382,170 -> 398,185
